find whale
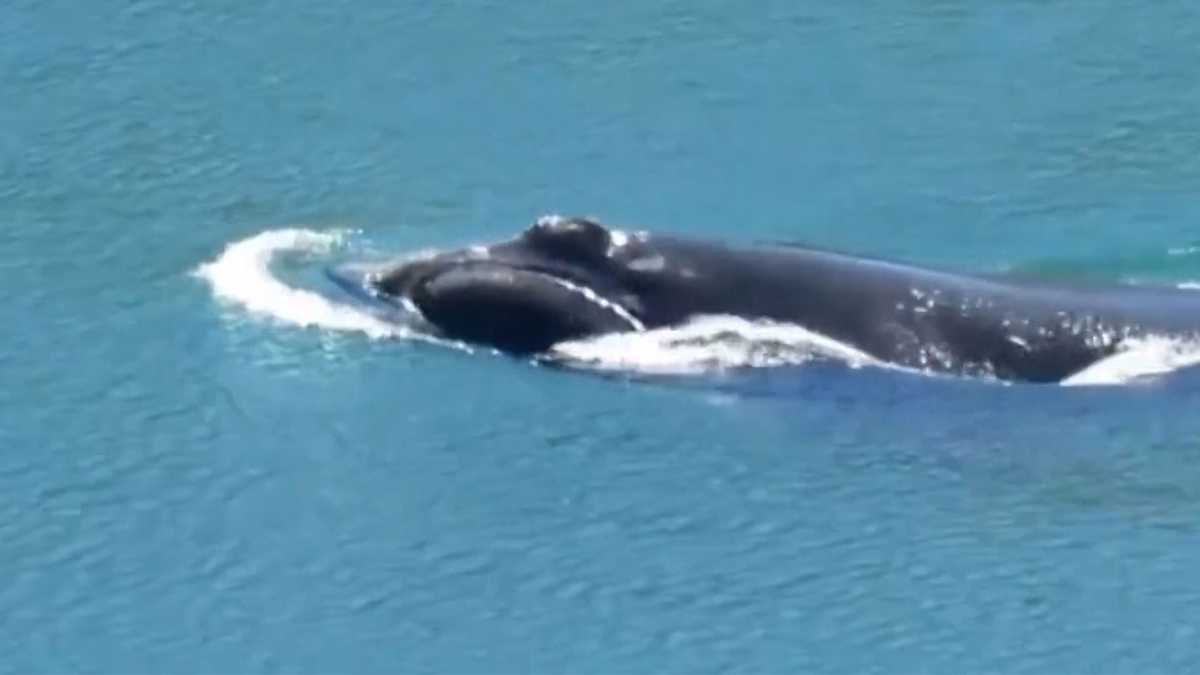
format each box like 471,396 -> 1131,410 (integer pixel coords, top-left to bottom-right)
328,215 -> 1200,383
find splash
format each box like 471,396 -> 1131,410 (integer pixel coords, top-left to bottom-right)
551,316 -> 1200,386
1060,278 -> 1200,385
1062,336 -> 1200,387
193,228 -> 411,340
547,315 -> 882,375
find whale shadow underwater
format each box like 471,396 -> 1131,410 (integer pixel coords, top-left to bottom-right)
326,216 -> 1200,384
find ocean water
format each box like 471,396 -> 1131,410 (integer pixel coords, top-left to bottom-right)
5,1 -> 1200,672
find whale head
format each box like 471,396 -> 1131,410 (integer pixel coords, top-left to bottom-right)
364,216 -> 676,353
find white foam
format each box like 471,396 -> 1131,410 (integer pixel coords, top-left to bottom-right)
549,315 -> 880,375
193,228 -> 409,340
552,314 -> 1200,386
1062,335 -> 1200,386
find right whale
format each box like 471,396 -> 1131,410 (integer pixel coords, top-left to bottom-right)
333,215 -> 1200,383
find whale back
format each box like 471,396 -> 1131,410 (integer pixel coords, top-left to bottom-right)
636,235 -> 1200,381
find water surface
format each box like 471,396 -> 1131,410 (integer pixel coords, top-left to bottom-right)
4,1 -> 1200,672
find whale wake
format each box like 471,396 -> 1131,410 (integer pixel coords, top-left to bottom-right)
193,228 -> 413,340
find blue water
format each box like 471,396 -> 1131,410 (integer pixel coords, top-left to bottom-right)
6,1 -> 1200,672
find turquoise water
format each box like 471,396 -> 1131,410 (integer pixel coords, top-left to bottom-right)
6,1 -> 1200,671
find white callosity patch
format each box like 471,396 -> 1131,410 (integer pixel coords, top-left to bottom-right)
627,255 -> 666,272
535,214 -> 566,228
525,218 -> 650,328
